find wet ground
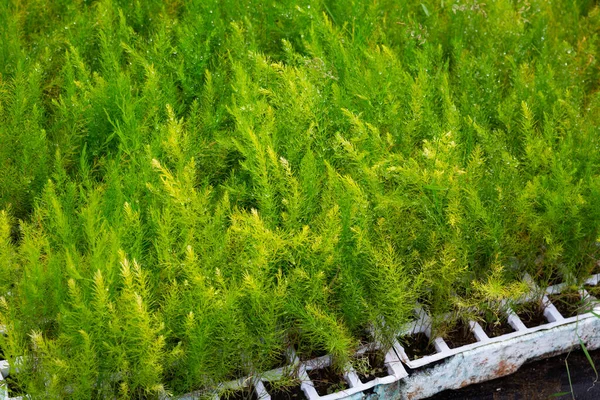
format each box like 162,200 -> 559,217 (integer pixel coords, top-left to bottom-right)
429,348 -> 600,399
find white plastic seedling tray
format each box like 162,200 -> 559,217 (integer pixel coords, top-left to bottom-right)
297,344 -> 407,400
0,359 -> 21,400
393,273 -> 600,370
387,273 -> 600,400
202,273 -> 600,400
3,273 -> 600,400
176,344 -> 408,400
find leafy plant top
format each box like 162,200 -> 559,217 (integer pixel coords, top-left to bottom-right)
1,0 -> 600,397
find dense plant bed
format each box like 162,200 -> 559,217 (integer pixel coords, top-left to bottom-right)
200,274 -> 600,400
1,0 -> 600,397
93,274 -> 600,399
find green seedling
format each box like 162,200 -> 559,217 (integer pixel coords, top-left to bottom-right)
0,0 -> 599,396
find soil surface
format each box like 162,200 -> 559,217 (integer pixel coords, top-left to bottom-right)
307,366 -> 349,396
480,318 -> 514,338
224,388 -> 258,400
515,302 -> 548,328
400,332 -> 437,360
444,321 -> 478,349
548,291 -> 582,318
354,351 -> 389,383
428,348 -> 600,399
263,382 -> 307,400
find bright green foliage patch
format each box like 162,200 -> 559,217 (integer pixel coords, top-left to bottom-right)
1,0 -> 600,397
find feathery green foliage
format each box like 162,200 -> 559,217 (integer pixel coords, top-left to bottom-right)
0,0 -> 600,397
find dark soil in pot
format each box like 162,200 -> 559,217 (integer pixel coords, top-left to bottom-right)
354,350 -> 389,383
480,317 -> 514,338
515,301 -> 548,328
548,290 -> 583,318
263,381 -> 307,400
443,320 -> 477,349
307,366 -> 349,396
223,387 -> 258,400
399,332 -> 436,360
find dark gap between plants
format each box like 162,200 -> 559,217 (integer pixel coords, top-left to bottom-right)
479,316 -> 514,338
548,290 -> 583,318
584,284 -> 600,298
306,366 -> 349,396
399,332 -> 436,360
515,301 -> 548,328
3,374 -> 25,397
263,381 -> 307,400
443,320 -> 477,349
354,350 -> 389,383
222,387 -> 258,400
357,328 -> 372,347
416,295 -> 431,309
267,351 -> 289,370
533,265 -> 563,287
297,348 -> 328,362
224,368 -> 247,381
295,340 -> 328,361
